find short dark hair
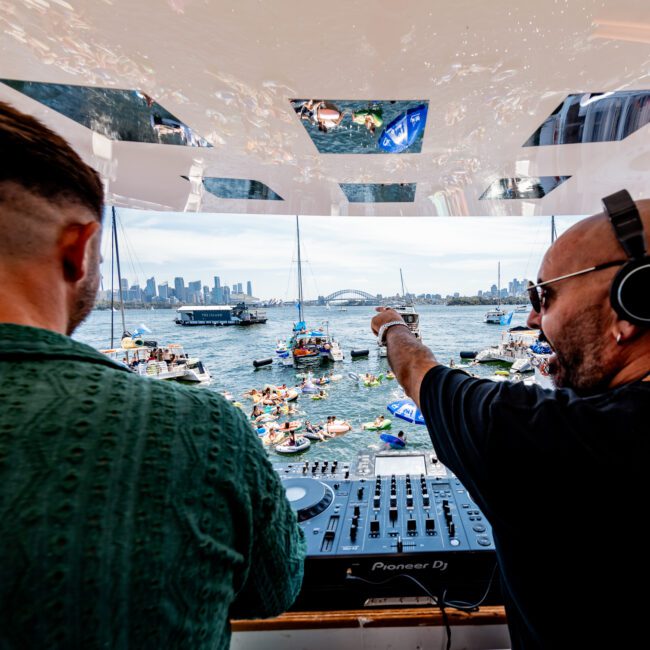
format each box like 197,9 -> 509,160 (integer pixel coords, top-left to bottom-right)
0,100 -> 104,219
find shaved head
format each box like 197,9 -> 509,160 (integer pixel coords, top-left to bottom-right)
530,198 -> 650,393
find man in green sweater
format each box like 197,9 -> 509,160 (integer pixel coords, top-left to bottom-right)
0,101 -> 305,649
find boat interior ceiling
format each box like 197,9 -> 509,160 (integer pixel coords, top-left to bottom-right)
1,0 -> 649,217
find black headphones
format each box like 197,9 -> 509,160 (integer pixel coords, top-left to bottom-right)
602,189 -> 650,326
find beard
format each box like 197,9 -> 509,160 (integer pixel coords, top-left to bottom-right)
545,304 -> 612,395
66,250 -> 100,335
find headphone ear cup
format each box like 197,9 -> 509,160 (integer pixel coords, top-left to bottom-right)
610,257 -> 650,326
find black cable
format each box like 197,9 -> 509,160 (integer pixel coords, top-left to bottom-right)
442,562 -> 499,612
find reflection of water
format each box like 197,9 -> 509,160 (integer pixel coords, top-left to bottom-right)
1,80 -> 210,147
291,99 -> 428,154
76,305 -> 530,463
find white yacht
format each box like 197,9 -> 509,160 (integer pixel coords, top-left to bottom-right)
102,339 -> 211,384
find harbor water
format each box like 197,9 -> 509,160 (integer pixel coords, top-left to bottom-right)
75,305 -> 531,463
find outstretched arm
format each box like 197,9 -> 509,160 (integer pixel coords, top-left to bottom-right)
370,307 -> 439,407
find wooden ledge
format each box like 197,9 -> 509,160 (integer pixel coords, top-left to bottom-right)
232,606 -> 507,632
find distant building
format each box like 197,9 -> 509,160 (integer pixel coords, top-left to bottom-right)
188,280 -> 202,304
246,280 -> 252,296
222,285 -> 231,304
236,282 -> 243,294
174,277 -> 186,302
145,277 -> 156,300
158,282 -> 169,300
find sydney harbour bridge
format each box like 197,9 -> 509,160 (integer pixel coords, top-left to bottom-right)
318,289 -> 381,306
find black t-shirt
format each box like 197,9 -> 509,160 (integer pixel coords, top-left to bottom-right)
420,366 -> 650,650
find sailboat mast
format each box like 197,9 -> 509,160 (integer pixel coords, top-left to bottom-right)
110,207 -> 115,347
497,261 -> 501,307
112,207 -> 127,337
296,215 -> 304,323
551,215 -> 557,243
400,268 -> 406,298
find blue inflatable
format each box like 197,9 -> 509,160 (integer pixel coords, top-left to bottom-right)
378,104 -> 428,153
380,433 -> 406,449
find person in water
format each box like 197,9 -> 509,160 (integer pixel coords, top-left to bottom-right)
371,192 -> 650,649
0,100 -> 305,649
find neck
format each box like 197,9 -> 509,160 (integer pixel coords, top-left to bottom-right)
608,345 -> 650,387
0,267 -> 69,335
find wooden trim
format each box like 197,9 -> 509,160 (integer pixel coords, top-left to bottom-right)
232,606 -> 507,632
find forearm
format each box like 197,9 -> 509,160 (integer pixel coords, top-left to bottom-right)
385,327 -> 438,407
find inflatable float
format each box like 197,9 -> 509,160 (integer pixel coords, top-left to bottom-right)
327,421 -> 352,435
362,419 -> 392,431
380,433 -> 406,449
275,436 -> 311,454
363,373 -> 384,387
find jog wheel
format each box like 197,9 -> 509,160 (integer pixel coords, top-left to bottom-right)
282,477 -> 335,522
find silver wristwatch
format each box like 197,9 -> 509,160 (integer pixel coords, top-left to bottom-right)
377,320 -> 410,345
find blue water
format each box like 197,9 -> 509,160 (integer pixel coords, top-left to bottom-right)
75,305 -> 529,463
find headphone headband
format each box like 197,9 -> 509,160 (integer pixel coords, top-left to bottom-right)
602,189 -> 647,259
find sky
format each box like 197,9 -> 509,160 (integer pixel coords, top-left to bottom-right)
100,210 -> 584,300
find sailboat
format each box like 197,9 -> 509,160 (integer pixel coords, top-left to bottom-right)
99,207 -> 211,383
378,269 -> 422,358
484,262 -> 511,324
276,216 -> 343,367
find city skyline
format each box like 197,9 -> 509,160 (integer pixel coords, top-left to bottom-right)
100,210 -> 584,301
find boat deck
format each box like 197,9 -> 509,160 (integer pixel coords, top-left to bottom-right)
232,606 -> 510,649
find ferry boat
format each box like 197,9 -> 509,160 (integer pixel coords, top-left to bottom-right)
175,302 -> 267,326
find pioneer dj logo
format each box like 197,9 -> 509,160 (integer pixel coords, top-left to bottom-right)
371,561 -> 448,573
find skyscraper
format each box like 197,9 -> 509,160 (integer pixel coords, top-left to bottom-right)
145,277 -> 156,300
236,282 -> 243,294
222,285 -> 231,304
158,282 -> 169,300
174,277 -> 186,302
246,280 -> 252,296
188,280 -> 202,304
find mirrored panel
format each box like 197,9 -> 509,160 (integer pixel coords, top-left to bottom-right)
525,91 -> 650,146
291,100 -> 428,154
340,183 -> 417,203
1,79 -> 211,147
480,176 -> 571,200
201,177 -> 283,201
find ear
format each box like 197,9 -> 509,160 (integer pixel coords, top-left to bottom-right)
59,221 -> 100,283
612,318 -> 643,344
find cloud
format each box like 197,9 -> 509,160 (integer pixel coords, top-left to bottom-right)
101,210 -> 583,297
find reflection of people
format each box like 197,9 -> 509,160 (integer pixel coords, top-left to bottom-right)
0,101 -> 305,648
314,101 -> 345,132
371,196 -> 650,649
352,107 -> 383,135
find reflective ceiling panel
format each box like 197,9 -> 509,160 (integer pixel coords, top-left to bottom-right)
1,80 -> 211,147
1,0 -> 649,216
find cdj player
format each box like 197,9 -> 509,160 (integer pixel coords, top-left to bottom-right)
274,451 -> 501,610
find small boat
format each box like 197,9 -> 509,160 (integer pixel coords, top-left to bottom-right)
378,270 -> 421,357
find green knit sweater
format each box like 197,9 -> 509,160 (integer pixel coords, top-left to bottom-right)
0,324 -> 305,649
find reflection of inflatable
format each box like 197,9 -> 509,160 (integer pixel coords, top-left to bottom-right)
352,109 -> 384,129
362,419 -> 392,431
275,436 -> 311,454
380,433 -> 406,449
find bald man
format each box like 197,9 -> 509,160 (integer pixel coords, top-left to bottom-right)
371,202 -> 650,650
0,102 -> 305,649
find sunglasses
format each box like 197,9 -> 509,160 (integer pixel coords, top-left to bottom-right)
527,260 -> 627,313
